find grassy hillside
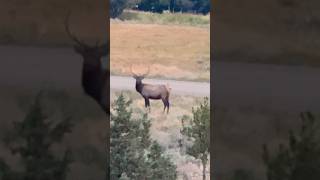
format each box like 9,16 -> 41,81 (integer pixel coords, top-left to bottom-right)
110,20 -> 210,82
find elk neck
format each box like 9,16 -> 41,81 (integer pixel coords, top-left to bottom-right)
135,79 -> 144,93
81,62 -> 106,105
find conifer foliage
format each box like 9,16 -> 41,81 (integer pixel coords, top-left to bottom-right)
263,112 -> 320,180
110,94 -> 177,180
0,91 -> 73,180
181,97 -> 210,180
110,0 -> 128,18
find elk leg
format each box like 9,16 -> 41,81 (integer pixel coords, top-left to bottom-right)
166,100 -> 170,114
144,98 -> 148,108
164,96 -> 170,114
162,99 -> 167,113
145,98 -> 151,112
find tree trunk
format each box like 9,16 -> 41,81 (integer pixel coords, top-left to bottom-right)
202,161 -> 206,180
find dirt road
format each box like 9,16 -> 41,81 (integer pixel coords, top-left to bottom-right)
213,62 -> 320,112
1,46 -> 320,111
110,76 -> 210,96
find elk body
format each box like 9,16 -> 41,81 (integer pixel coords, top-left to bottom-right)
131,66 -> 171,114
65,14 -> 109,114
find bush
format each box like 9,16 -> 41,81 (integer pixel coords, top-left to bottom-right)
263,112 -> 320,180
181,97 -> 210,180
110,0 -> 128,18
110,94 -> 177,179
0,91 -> 74,180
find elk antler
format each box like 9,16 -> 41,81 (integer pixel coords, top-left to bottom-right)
141,65 -> 150,77
130,64 -> 138,76
64,11 -> 87,48
130,64 -> 150,77
65,10 -> 108,51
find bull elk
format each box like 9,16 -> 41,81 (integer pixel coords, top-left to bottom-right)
131,65 -> 171,114
65,13 -> 109,114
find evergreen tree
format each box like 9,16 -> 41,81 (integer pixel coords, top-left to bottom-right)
0,91 -> 73,180
126,0 -> 142,9
263,112 -> 320,180
181,97 -> 210,180
110,94 -> 177,180
138,0 -> 164,13
191,0 -> 210,14
147,142 -> 177,180
110,0 -> 128,18
138,0 -> 210,13
176,0 -> 194,12
110,94 -> 150,179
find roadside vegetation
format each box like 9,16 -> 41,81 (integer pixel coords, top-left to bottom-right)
263,112 -> 320,180
181,97 -> 210,180
110,0 -> 210,17
117,10 -> 209,27
0,91 -> 73,180
0,88 -> 107,180
110,94 -> 177,179
214,106 -> 320,180
111,90 -> 210,180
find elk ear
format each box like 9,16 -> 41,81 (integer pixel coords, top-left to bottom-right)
98,43 -> 109,57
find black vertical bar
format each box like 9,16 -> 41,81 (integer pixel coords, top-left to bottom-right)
106,0 -> 110,179
210,0 -> 215,179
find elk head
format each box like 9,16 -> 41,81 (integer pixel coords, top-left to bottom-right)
130,64 -> 150,82
65,12 -> 109,113
65,13 -> 109,66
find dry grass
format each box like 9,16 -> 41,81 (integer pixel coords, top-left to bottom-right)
111,90 -> 210,180
118,10 -> 210,27
110,21 -> 210,82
